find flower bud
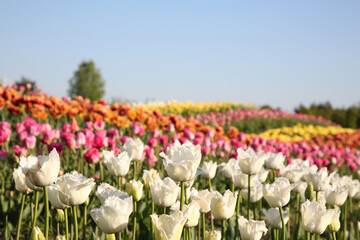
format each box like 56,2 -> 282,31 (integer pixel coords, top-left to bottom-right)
30,227 -> 45,240
305,182 -> 314,201
55,209 -> 65,222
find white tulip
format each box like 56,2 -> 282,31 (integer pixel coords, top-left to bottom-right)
47,185 -> 70,209
170,201 -> 201,227
255,167 -> 270,183
31,226 -> 45,240
232,168 -> 252,189
49,173 -> 95,206
238,216 -> 268,240
327,206 -> 341,232
265,152 -> 285,170
301,200 -> 335,234
292,181 -> 307,203
90,196 -> 133,234
126,180 -> 143,202
198,161 -> 217,180
151,210 -> 187,240
123,138 -> 144,161
303,168 -> 335,192
20,149 -> 60,188
13,166 -> 32,194
210,190 -> 238,220
263,177 -> 293,208
237,148 -> 266,175
281,168 -> 305,183
95,183 -> 128,204
325,184 -> 348,206
191,189 -> 216,213
218,158 -> 240,179
241,180 -> 263,203
262,208 -> 289,229
160,140 -> 201,182
150,177 -> 179,207
205,230 -> 221,240
143,169 -> 161,189
103,151 -> 132,177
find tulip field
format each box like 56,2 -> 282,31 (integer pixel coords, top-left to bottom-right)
2,84 -> 360,240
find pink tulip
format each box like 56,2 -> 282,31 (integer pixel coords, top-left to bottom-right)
0,150 -> 8,161
13,145 -> 27,157
23,135 -> 36,149
159,135 -> 168,145
84,148 -> 100,164
48,143 -> 63,154
93,121 -> 105,131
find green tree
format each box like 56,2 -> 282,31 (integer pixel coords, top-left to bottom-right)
68,61 -> 105,101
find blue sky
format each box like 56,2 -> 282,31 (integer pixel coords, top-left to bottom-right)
1,1 -> 359,111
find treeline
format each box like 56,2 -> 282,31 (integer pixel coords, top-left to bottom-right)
295,101 -> 360,128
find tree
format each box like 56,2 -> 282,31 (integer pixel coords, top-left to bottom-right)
68,61 -> 105,101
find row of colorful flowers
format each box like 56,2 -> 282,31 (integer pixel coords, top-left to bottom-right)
1,117 -> 359,173
190,108 -> 338,128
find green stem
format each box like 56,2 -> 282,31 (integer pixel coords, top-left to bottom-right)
73,206 -> 78,240
31,191 -> 39,233
106,233 -> 116,240
332,232 -> 336,240
221,220 -> 226,240
295,193 -> 300,225
180,182 -> 185,211
343,199 -> 347,240
235,190 -> 241,240
57,222 -> 60,236
151,201 -> 154,238
211,214 -> 214,231
247,174 -> 251,220
202,213 -> 205,240
133,161 -> 137,180
65,208 -> 69,240
198,215 -> 201,240
117,232 -> 122,240
16,194 -> 26,240
307,232 -> 311,240
163,207 -> 166,214
208,179 -> 212,190
44,187 -> 49,240
133,201 -> 137,240
316,191 -> 319,202
279,207 -> 286,240
83,204 -> 87,239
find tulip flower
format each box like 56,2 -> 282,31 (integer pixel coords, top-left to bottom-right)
301,200 -> 335,235
265,152 -> 285,170
218,158 -> 240,179
237,216 -> 267,240
30,226 -> 45,240
151,210 -> 187,240
123,138 -> 144,162
126,180 -> 143,202
262,208 -> 289,229
237,148 -> 266,175
325,184 -> 348,207
303,168 -> 335,193
150,177 -> 179,207
90,196 -> 133,234
160,140 -> 201,183
20,149 -> 60,188
103,150 -> 132,177
198,160 -> 217,180
263,177 -> 293,208
13,166 -> 32,240
20,149 -> 61,239
241,180 -> 263,203
143,169 -> 161,189
95,183 -> 129,204
13,167 -> 32,195
191,189 -> 216,213
205,230 -> 221,240
232,169 -> 252,189
170,201 -> 201,227
327,206 -> 341,234
210,190 -> 238,220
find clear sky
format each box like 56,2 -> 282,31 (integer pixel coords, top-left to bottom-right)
1,1 -> 359,111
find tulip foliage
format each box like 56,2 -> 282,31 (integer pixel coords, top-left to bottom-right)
0,84 -> 360,240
